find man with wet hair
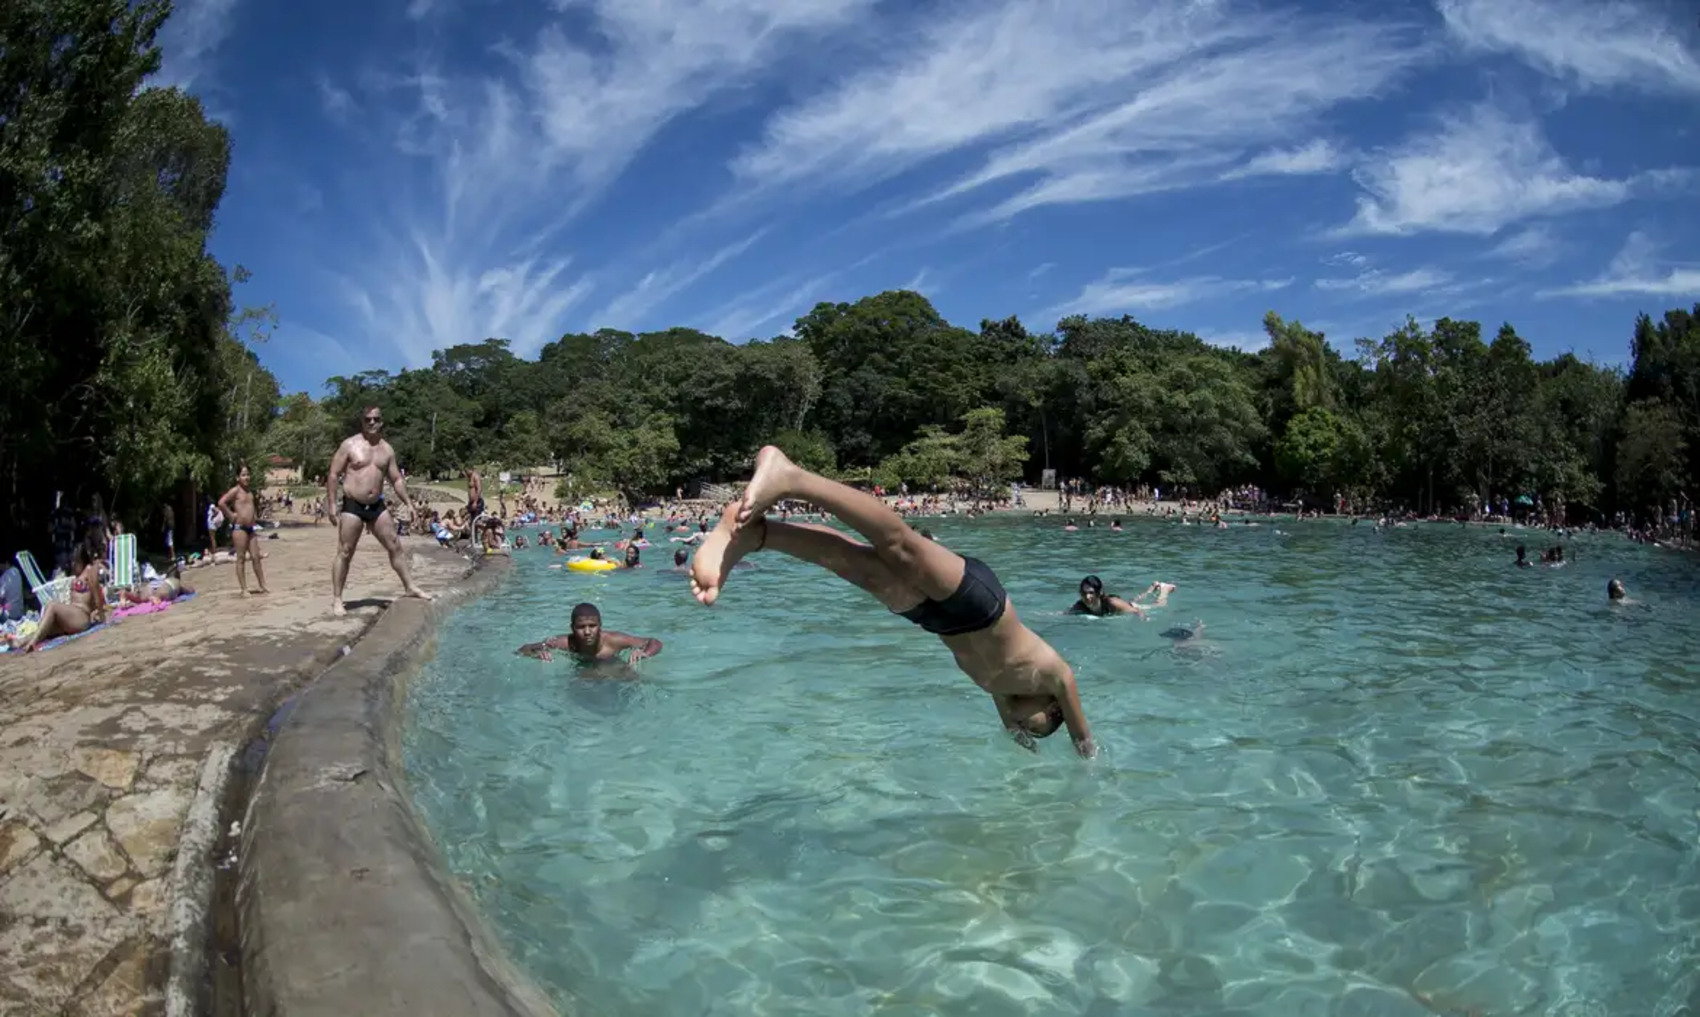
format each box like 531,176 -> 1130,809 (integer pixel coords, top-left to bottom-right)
690,446 -> 1097,757
515,602 -> 663,664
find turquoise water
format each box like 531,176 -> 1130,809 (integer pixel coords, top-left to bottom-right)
403,518 -> 1700,1017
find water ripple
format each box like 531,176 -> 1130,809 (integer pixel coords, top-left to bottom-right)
405,517 -> 1700,1016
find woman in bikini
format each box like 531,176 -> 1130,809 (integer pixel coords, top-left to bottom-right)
18,544 -> 106,651
690,446 -> 1096,757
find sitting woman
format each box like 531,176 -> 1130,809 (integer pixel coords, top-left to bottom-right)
17,545 -> 106,651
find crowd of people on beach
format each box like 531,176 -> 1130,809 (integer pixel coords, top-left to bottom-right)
4,402 -> 1664,675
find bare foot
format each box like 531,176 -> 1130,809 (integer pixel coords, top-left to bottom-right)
691,501 -> 763,606
240,590 -> 250,598
737,446 -> 796,526
331,601 -> 347,617
255,587 -> 270,595
404,587 -> 434,601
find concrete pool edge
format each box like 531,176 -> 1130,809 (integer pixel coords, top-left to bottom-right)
235,555 -> 560,1017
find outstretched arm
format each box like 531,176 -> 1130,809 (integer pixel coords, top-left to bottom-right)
605,631 -> 664,661
325,444 -> 347,516
1046,665 -> 1096,758
1105,595 -> 1147,617
516,635 -> 570,661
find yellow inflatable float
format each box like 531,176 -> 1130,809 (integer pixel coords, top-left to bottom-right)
566,556 -> 618,573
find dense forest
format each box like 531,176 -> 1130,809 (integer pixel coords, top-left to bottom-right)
4,0 -> 1697,564
273,297 -> 1696,528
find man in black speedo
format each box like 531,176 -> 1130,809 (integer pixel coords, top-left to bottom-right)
690,447 -> 1096,757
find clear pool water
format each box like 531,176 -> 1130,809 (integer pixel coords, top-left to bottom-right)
403,517 -> 1700,1017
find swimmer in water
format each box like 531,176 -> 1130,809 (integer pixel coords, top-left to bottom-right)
691,446 -> 1096,757
1068,576 -> 1175,617
1607,578 -> 1633,604
516,602 -> 663,664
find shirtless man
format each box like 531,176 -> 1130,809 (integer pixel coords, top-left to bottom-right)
515,602 -> 663,665
217,463 -> 269,596
326,406 -> 432,615
466,468 -> 485,523
691,446 -> 1096,757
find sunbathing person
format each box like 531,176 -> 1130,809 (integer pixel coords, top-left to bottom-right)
691,447 -> 1096,757
119,575 -> 193,605
17,545 -> 106,651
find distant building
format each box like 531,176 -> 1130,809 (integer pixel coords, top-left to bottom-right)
265,454 -> 301,489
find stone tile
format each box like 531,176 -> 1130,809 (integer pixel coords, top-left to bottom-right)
43,810 -> 99,845
141,755 -> 199,789
68,937 -> 159,1017
65,827 -> 130,883
103,789 -> 189,879
106,876 -> 137,899
126,878 -> 167,924
0,820 -> 41,875
74,748 -> 139,791
0,854 -> 134,1009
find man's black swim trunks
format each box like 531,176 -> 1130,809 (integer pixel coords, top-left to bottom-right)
899,556 -> 1008,636
340,496 -> 387,524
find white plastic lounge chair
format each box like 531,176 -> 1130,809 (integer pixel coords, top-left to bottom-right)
15,550 -> 70,606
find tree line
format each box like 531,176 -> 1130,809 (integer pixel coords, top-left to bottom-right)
2,0 -> 280,559
5,0 -> 1696,565
277,291 -> 1696,527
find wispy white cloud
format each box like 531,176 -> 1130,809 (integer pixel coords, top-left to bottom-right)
1315,266 -> 1456,297
1541,231 -> 1700,298
342,234 -> 593,366
585,229 -> 768,332
730,2 -> 1424,226
340,0 -> 874,364
903,267 -> 934,294
1325,251 -> 1371,269
1339,102 -> 1667,236
1222,139 -> 1346,180
1055,269 -> 1292,316
1486,223 -> 1565,267
149,0 -> 240,92
1028,262 -> 1056,281
700,272 -> 839,341
316,74 -> 357,124
1437,0 -> 1700,96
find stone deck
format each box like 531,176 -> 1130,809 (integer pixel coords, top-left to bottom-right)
0,522 -> 469,1017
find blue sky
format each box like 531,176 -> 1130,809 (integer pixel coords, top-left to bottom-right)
152,0 -> 1700,395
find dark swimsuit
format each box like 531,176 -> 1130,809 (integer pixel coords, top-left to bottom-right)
899,556 -> 1008,636
1070,597 -> 1112,617
341,496 -> 387,524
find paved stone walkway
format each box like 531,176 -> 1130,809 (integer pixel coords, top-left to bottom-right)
0,522 -> 469,1016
